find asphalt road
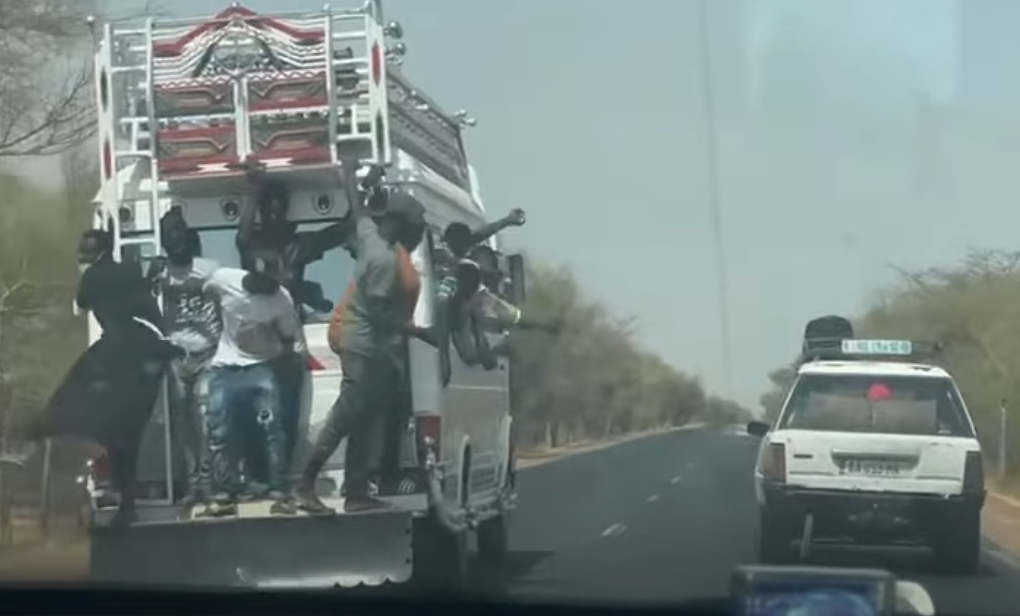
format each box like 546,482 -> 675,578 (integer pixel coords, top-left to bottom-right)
492,426 -> 1020,615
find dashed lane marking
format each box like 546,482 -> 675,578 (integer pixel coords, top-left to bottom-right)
601,523 -> 626,538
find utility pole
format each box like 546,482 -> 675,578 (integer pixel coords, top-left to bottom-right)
697,0 -> 733,388
1000,399 -> 1008,478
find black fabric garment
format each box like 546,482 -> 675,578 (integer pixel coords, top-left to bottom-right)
38,320 -> 176,454
77,255 -> 164,335
273,353 -> 306,469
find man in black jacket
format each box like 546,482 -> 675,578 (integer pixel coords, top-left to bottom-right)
32,229 -> 181,525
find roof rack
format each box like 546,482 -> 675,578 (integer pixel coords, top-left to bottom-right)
798,337 -> 944,365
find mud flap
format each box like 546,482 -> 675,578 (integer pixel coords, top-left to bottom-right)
90,512 -> 413,588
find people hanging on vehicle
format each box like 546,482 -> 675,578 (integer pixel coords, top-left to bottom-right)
200,254 -> 302,517
147,208 -> 222,505
235,167 -> 354,482
28,228 -> 182,525
441,208 -> 526,260
235,165 -> 354,314
323,190 -> 428,498
294,167 -> 429,515
77,228 -> 165,339
433,210 -> 542,381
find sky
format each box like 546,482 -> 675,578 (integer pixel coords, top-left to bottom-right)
79,0 -> 1020,409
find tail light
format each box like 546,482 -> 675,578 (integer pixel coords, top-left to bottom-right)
306,355 -> 326,371
963,451 -> 984,492
90,451 -> 111,484
760,442 -> 787,484
416,414 -> 442,463
370,42 -> 383,85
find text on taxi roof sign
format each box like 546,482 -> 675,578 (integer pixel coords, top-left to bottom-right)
840,339 -> 913,356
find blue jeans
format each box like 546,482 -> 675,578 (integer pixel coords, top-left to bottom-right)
206,362 -> 288,502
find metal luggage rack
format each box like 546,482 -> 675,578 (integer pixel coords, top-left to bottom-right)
798,337 -> 946,365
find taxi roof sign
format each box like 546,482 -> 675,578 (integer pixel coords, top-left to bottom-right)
840,339 -> 913,356
799,336 -> 940,365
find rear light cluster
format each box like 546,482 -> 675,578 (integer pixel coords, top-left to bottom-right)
416,414 -> 441,464
90,451 -> 111,484
963,451 -> 984,492
760,443 -> 787,484
305,354 -> 326,371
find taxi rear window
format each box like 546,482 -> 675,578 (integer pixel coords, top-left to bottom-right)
778,374 -> 974,437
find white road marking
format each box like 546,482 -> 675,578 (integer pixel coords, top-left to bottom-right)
647,494 -> 660,503
670,476 -> 682,485
601,523 -> 626,538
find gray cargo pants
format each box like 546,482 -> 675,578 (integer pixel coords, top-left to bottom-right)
305,351 -> 403,499
168,351 -> 213,501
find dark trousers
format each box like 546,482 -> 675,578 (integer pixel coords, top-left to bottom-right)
305,352 -> 401,499
274,353 -> 307,470
108,444 -> 140,511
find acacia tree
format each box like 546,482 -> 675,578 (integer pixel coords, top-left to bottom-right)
0,0 -> 166,158
0,0 -> 100,157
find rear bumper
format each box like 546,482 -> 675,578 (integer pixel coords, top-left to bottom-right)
761,483 -> 984,541
90,512 -> 414,587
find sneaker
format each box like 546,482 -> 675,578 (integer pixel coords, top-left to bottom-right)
197,501 -> 237,518
270,499 -> 297,516
293,485 -> 335,516
239,483 -> 268,502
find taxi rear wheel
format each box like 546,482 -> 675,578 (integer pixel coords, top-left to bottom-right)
756,508 -> 794,564
931,510 -> 980,575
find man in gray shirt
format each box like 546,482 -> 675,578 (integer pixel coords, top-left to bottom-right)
294,178 -> 426,514
149,209 -> 222,504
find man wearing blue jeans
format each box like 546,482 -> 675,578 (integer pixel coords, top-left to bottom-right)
201,258 -> 301,517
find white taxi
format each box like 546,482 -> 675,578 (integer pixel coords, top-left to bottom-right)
747,338 -> 985,574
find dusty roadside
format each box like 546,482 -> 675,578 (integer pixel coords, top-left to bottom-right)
982,478 -> 1020,558
0,520 -> 87,581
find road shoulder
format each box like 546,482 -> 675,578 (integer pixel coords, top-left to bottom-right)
983,490 -> 1020,561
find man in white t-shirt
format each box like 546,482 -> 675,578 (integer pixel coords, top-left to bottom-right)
200,256 -> 301,517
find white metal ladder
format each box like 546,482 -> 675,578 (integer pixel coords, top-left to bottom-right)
97,18 -> 169,259
93,18 -> 176,505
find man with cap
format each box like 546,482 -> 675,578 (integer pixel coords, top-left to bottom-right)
294,182 -> 428,514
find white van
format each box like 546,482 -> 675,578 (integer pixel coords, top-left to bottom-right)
84,1 -> 519,589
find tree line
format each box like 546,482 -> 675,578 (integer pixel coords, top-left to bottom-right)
510,263 -> 751,449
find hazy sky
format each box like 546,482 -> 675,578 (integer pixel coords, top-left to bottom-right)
98,0 -> 1020,408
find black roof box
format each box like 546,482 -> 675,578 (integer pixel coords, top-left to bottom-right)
799,315 -> 855,362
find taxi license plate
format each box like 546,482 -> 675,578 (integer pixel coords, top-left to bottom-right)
838,459 -> 904,476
